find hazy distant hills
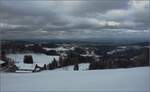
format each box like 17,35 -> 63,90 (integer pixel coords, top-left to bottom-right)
1,37 -> 149,46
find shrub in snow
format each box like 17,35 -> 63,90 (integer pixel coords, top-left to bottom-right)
42,64 -> 47,70
74,64 -> 79,70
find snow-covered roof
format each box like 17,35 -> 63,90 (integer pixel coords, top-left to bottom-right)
16,63 -> 35,70
15,63 -> 46,71
15,70 -> 33,73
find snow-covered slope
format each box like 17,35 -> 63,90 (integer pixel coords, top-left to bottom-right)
0,67 -> 150,92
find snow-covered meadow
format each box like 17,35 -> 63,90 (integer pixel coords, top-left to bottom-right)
0,67 -> 150,92
6,53 -> 90,71
2,53 -> 150,92
7,53 -> 59,64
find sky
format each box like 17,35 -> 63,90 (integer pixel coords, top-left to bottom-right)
0,0 -> 149,40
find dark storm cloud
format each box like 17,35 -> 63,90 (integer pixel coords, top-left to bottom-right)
0,0 -> 149,40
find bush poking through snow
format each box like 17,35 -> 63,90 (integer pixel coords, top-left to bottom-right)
74,64 -> 79,71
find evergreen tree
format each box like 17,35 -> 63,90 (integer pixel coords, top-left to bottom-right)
59,56 -> 63,67
52,58 -> 57,68
1,51 -> 6,61
89,62 -> 96,70
48,58 -> 58,70
23,55 -> 33,64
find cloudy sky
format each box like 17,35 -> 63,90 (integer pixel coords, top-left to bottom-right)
0,0 -> 149,40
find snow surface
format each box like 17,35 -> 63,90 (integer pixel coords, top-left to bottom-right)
7,53 -> 59,64
0,67 -> 150,92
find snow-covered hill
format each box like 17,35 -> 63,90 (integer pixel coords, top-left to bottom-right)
0,67 -> 150,92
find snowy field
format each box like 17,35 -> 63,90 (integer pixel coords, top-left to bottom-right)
7,53 -> 59,64
0,67 -> 150,92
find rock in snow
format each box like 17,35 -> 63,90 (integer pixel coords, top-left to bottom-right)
0,67 -> 150,92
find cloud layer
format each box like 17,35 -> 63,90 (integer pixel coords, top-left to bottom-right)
0,0 -> 149,40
